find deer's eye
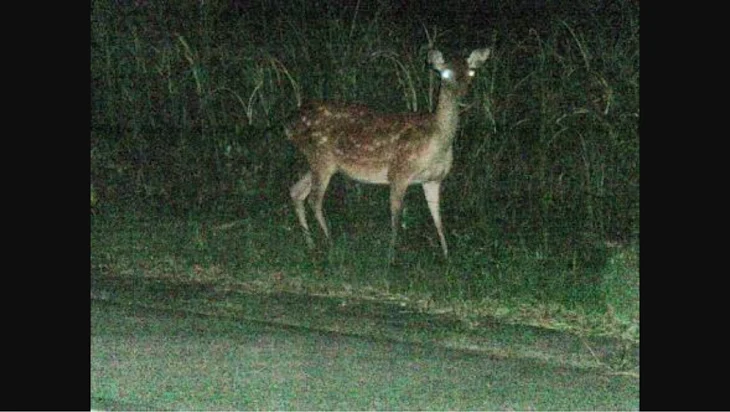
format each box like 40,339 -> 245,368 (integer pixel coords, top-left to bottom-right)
468,70 -> 476,77
441,69 -> 454,80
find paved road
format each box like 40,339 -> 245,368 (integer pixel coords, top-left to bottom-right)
91,300 -> 638,410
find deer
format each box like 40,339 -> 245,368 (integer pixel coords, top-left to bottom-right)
286,47 -> 491,258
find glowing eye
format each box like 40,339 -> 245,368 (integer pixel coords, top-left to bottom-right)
468,70 -> 476,77
441,69 -> 453,80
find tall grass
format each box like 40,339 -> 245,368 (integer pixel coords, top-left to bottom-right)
91,0 -> 639,311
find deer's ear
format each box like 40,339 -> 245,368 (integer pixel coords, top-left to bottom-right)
428,50 -> 446,71
467,48 -> 491,69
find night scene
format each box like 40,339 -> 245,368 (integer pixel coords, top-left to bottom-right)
91,0 -> 639,409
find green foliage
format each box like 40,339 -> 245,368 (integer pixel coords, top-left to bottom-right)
601,244 -> 640,322
91,0 -> 639,311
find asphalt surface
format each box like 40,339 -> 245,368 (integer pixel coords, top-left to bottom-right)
91,297 -> 639,410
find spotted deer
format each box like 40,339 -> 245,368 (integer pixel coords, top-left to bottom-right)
287,48 -> 491,258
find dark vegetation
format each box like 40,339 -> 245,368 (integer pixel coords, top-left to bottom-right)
91,0 -> 639,342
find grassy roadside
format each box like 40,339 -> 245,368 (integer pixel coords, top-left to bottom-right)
91,0 -> 639,377
91,209 -> 638,374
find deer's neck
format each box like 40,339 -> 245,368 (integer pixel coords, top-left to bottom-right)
434,88 -> 462,147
